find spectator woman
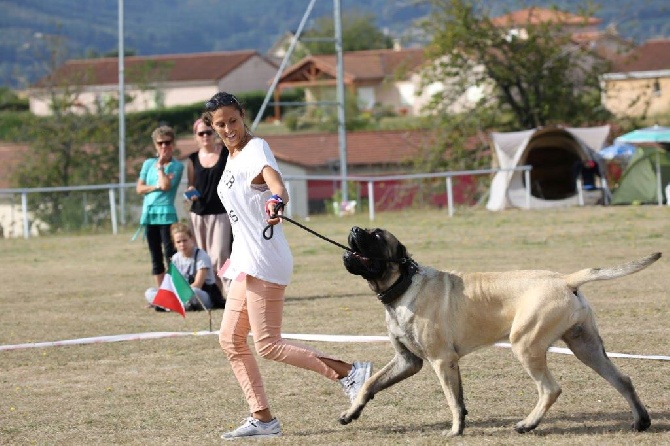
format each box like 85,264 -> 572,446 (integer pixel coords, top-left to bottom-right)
184,118 -> 232,299
136,125 -> 184,288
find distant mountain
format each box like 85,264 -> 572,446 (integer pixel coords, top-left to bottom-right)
1,0 -> 668,89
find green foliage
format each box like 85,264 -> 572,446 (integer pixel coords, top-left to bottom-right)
122,90 -> 305,137
278,90 -> 378,132
10,111 -> 154,233
0,111 -> 33,140
413,0 -> 615,173
420,0 -> 612,130
301,10 -> 394,55
0,87 -> 29,111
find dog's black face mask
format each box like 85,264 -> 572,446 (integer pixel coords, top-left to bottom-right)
343,226 -> 405,281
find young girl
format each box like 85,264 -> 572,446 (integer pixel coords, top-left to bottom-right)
145,222 -> 225,311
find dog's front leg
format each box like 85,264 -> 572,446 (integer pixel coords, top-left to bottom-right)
339,341 -> 423,425
430,355 -> 467,436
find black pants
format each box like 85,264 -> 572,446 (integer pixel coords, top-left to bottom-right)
146,224 -> 175,275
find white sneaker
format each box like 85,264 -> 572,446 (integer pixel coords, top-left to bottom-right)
339,361 -> 372,403
221,416 -> 282,440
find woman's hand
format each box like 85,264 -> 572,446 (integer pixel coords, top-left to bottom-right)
265,194 -> 284,226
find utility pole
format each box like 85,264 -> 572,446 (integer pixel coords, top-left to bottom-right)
252,0 -> 348,206
334,0 -> 348,204
118,0 -> 126,225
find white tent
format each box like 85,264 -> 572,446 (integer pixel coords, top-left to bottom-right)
486,126 -> 611,211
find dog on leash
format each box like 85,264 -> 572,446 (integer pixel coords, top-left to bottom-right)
339,226 -> 659,436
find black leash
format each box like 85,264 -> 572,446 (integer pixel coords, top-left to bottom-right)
262,205 -> 411,265
263,209 -> 353,252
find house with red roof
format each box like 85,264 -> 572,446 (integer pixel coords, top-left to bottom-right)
27,50 -> 279,116
601,38 -> 670,117
490,7 -> 602,35
491,7 -> 631,63
273,48 -> 429,119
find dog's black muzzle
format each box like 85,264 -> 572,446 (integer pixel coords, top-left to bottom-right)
342,226 -> 387,279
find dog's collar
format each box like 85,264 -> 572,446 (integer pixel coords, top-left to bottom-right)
377,259 -> 418,305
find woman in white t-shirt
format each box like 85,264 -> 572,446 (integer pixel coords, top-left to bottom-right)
203,92 -> 371,440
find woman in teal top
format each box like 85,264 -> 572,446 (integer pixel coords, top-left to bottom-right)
136,125 -> 184,288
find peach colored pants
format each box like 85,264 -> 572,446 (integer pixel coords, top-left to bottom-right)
219,275 -> 340,413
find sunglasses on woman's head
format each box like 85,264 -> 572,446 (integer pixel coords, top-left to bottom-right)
204,93 -> 240,111
156,140 -> 173,146
197,130 -> 213,137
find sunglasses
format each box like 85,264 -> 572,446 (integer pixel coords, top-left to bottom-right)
204,93 -> 240,111
197,130 -> 213,137
156,140 -> 173,146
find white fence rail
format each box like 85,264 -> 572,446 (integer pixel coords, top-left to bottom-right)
0,166 -> 532,238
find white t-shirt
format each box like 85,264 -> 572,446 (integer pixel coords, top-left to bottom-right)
216,137 -> 293,285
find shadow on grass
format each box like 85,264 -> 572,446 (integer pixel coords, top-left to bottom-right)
290,411 -> 670,438
285,293 -> 368,303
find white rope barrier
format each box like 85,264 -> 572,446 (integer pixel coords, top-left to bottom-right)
1,332 -> 669,361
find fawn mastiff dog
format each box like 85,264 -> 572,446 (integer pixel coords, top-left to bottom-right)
339,226 -> 659,436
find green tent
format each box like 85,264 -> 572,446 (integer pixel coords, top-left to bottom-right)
611,147 -> 670,205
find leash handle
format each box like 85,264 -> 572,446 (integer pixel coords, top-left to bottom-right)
262,200 -> 285,240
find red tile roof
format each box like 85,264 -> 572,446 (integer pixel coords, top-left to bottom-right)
491,7 -> 601,27
177,129 -> 436,171
33,50 -> 276,87
610,38 -> 670,73
279,48 -> 426,84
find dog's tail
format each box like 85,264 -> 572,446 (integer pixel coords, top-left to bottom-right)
564,252 -> 661,289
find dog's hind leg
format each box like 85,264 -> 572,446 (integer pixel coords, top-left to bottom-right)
510,337 -> 562,433
339,340 -> 422,425
562,316 -> 650,432
430,354 -> 468,436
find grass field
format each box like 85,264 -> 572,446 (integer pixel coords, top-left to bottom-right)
1,206 -> 669,445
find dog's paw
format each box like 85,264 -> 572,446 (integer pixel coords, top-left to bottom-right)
338,408 -> 361,425
633,416 -> 651,432
441,429 -> 463,437
514,422 -> 537,434
338,412 -> 353,425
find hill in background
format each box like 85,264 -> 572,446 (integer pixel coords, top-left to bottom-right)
1,0 -> 668,89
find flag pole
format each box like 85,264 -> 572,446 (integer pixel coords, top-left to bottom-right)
189,292 -> 213,332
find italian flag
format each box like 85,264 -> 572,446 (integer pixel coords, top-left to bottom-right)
152,263 -> 194,317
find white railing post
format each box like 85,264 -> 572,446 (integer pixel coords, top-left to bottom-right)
21,192 -> 29,239
446,176 -> 454,217
367,181 -> 375,221
109,188 -> 118,235
656,151 -> 662,206
523,169 -> 531,209
576,179 -> 584,206
83,192 -> 88,226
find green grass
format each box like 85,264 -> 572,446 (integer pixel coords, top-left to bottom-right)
1,206 -> 669,445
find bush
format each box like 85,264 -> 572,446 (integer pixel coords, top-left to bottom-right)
125,89 -> 305,136
0,87 -> 29,112
0,112 -> 34,141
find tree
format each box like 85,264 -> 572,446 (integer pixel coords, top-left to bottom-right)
299,10 -> 394,57
408,0 -> 614,178
10,32 -> 153,232
419,0 -> 612,130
